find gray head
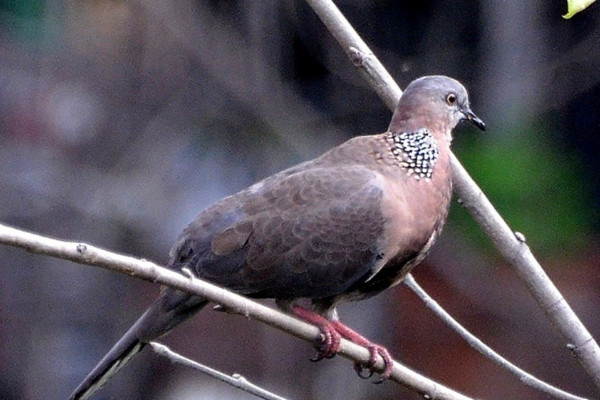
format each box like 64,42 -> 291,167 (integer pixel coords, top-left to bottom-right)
388,75 -> 485,134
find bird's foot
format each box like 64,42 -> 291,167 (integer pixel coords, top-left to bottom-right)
352,344 -> 393,383
291,306 -> 341,361
291,306 -> 393,381
331,321 -> 394,382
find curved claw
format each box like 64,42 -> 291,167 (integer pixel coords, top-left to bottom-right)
350,344 -> 394,383
353,362 -> 374,379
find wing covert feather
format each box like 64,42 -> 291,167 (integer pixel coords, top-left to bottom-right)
168,165 -> 389,299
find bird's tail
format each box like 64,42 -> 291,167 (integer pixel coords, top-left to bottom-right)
68,290 -> 208,400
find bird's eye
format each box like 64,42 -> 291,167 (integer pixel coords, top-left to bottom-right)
446,93 -> 457,105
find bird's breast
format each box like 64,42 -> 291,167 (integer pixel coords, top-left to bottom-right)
348,146 -> 452,299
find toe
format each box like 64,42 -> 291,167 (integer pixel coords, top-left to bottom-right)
311,322 -> 341,361
372,346 -> 394,382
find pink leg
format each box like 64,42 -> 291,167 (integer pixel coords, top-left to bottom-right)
292,306 -> 394,381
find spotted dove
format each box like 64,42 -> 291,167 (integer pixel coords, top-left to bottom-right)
68,75 -> 485,400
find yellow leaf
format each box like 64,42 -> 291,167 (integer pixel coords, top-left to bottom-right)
563,0 -> 597,18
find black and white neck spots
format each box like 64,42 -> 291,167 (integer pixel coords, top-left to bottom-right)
389,129 -> 439,180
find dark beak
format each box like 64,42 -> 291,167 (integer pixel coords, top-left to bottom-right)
463,109 -> 485,131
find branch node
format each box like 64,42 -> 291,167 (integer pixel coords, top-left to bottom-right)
567,338 -> 594,359
181,267 -> 195,280
348,46 -> 370,67
514,231 -> 527,243
212,303 -> 251,319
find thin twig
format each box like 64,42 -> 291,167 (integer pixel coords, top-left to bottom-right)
404,275 -> 589,400
150,342 -> 289,400
0,223 -> 475,400
304,0 -> 600,391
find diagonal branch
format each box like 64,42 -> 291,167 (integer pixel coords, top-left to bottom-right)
404,275 -> 589,400
0,222 -> 474,400
150,342 -> 289,400
304,0 -> 600,392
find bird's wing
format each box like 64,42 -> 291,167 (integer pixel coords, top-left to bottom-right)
168,164 -> 390,300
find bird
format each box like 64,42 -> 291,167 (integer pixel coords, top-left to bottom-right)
68,75 -> 485,400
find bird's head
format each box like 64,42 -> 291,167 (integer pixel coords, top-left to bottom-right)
389,75 -> 485,136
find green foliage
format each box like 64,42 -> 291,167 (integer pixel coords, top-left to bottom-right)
452,123 -> 591,258
563,0 -> 597,19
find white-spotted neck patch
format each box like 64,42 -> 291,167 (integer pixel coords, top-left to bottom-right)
389,128 -> 439,180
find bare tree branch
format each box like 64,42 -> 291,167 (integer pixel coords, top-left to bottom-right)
404,275 -> 590,400
0,222 -> 475,400
450,154 -> 600,385
303,0 -> 402,108
304,0 -> 600,391
150,342 -> 290,400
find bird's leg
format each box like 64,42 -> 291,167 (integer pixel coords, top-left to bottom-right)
330,321 -> 394,382
291,305 -> 341,361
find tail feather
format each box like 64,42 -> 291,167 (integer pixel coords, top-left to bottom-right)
68,337 -> 145,400
68,291 -> 208,400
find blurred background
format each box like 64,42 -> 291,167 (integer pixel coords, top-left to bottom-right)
1,1 -> 599,399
